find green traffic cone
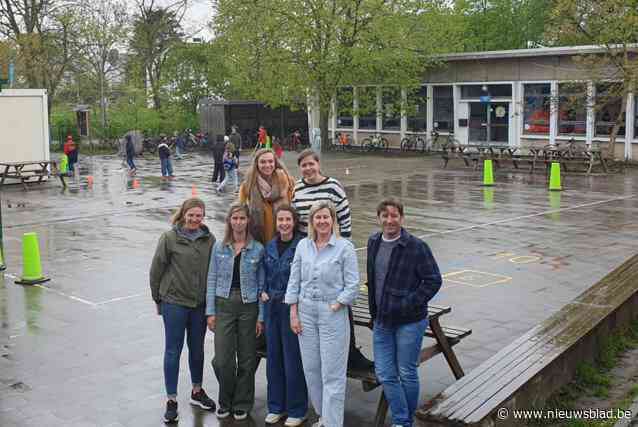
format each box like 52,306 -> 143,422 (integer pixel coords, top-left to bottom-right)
549,162 -> 562,191
15,232 -> 50,285
0,247 -> 6,271
482,159 -> 494,186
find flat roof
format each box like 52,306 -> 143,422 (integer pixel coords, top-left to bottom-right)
438,44 -> 638,61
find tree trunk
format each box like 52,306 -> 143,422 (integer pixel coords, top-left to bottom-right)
606,90 -> 628,160
319,106 -> 330,154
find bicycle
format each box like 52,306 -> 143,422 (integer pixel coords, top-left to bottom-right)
429,130 -> 458,152
361,133 -> 389,152
400,133 -> 427,152
335,132 -> 354,151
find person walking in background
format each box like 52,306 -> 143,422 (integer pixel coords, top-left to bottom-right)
366,198 -> 442,427
261,205 -> 308,426
158,138 -> 174,180
174,131 -> 184,159
230,125 -> 242,158
258,126 -> 268,149
149,198 -> 217,423
212,135 -> 227,184
125,134 -> 136,176
238,148 -> 295,244
284,200 -> 360,427
217,143 -> 239,193
64,135 -> 78,175
206,203 -> 265,421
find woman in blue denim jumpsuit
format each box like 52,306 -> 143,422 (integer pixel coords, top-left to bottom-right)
284,200 -> 360,427
206,203 -> 265,421
261,205 -> 308,426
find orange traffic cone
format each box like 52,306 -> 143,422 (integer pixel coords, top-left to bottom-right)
191,184 -> 198,197
87,175 -> 94,186
132,179 -> 140,189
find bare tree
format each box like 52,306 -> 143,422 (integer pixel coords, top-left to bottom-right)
75,0 -> 129,131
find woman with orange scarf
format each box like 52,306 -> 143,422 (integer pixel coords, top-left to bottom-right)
239,149 -> 295,244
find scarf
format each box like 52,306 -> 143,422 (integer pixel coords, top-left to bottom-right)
249,169 -> 290,242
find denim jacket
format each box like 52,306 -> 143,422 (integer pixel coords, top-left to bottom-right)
263,234 -> 302,301
206,239 -> 265,321
284,234 -> 359,306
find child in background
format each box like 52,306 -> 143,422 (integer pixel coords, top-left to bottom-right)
158,139 -> 174,180
217,143 -> 239,193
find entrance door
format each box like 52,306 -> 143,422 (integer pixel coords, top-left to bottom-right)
468,102 -> 509,144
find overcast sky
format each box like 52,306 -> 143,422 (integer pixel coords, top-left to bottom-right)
129,0 -> 213,40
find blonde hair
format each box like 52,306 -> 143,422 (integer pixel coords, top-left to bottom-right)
244,148 -> 291,192
307,200 -> 340,241
222,203 -> 253,245
171,198 -> 205,226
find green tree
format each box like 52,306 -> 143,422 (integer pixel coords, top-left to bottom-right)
0,0 -> 77,114
213,0 -> 464,151
455,0 -> 553,52
129,0 -> 184,110
546,0 -> 638,159
162,40 -> 230,114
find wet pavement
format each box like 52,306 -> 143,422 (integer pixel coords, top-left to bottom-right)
1,151 -> 637,426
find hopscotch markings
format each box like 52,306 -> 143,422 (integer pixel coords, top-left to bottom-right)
443,270 -> 512,288
492,252 -> 542,264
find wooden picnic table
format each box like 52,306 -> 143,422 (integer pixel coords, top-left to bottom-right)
0,160 -> 65,190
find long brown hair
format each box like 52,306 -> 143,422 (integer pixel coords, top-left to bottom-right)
171,198 -> 205,226
222,203 -> 254,245
244,148 -> 291,193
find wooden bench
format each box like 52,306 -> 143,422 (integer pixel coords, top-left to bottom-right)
257,292 -> 472,426
0,160 -> 66,190
419,254 -> 638,427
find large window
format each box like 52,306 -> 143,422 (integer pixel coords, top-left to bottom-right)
558,82 -> 587,136
336,87 -> 353,128
595,83 -> 625,137
460,84 -> 512,99
433,86 -> 453,131
357,86 -> 377,130
523,83 -> 551,135
407,86 -> 427,132
382,87 -> 400,131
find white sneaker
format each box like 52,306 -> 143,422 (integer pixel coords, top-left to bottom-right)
265,413 -> 285,424
312,418 -> 323,427
285,416 -> 307,426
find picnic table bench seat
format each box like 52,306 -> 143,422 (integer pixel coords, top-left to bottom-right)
256,291 -> 472,426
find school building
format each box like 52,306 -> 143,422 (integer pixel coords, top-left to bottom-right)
327,45 -> 638,159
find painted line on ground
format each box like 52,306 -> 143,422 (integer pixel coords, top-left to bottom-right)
355,194 -> 636,252
95,292 -> 146,305
4,271 -> 98,307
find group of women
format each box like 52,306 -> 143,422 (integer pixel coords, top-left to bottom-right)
150,148 -> 359,427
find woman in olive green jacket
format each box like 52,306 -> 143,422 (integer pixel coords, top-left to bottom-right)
149,197 -> 217,423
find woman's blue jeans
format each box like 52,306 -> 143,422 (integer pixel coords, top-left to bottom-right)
161,302 -> 207,398
373,318 -> 428,427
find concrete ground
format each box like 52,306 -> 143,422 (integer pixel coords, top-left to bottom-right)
1,151 -> 637,427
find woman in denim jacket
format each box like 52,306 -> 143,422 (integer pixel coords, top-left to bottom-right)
261,205 -> 308,426
206,203 -> 265,421
284,200 -> 360,427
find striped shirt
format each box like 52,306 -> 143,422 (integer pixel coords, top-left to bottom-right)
292,177 -> 352,238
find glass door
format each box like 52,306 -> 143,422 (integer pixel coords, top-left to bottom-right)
468,102 -> 509,144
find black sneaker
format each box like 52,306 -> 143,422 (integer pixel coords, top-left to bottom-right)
348,346 -> 374,371
164,400 -> 178,423
233,409 -> 248,420
190,389 -> 216,411
217,407 -> 231,419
